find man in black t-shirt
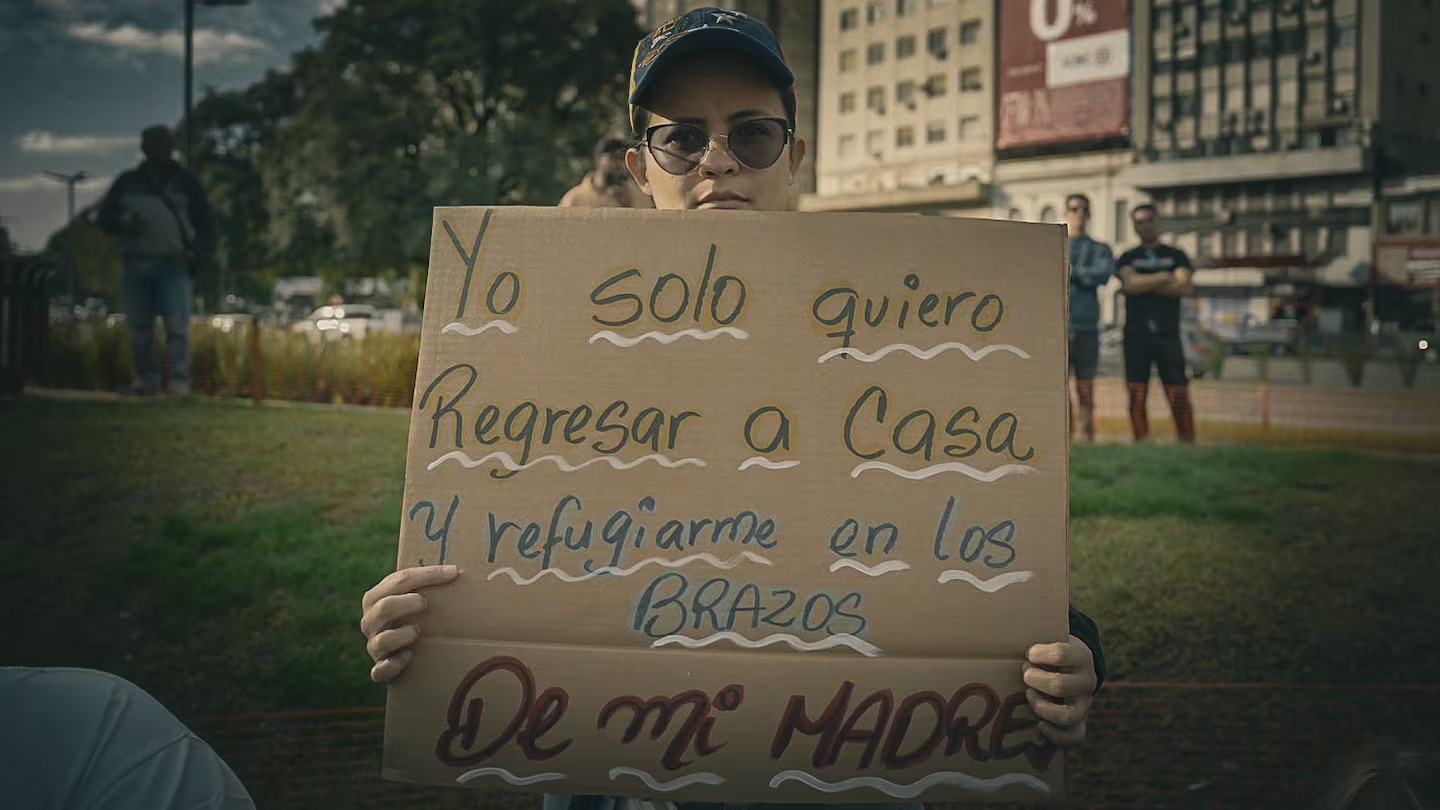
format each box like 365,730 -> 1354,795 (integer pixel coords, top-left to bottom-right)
1117,204 -> 1196,443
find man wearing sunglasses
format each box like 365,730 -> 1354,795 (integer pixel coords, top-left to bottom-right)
360,8 -> 1105,808
1063,193 -> 1115,443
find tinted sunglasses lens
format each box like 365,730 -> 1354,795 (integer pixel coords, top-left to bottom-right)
730,119 -> 786,169
650,125 -> 707,174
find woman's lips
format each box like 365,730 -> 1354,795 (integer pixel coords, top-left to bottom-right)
696,192 -> 751,209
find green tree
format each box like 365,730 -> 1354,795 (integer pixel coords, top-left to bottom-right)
186,0 -> 639,298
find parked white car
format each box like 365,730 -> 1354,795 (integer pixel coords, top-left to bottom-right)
292,304 -> 376,340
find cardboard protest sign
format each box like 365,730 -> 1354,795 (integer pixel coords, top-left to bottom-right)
383,207 -> 1071,803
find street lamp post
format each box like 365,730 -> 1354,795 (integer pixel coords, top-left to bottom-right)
183,0 -> 251,167
41,170 -> 87,304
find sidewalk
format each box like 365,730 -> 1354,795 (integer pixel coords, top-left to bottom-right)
1083,376 -> 1440,448
190,682 -> 1440,809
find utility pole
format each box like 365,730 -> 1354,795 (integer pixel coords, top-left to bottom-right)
183,0 -> 251,166
41,170 -> 87,304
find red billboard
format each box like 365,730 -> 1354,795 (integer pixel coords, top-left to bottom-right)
996,0 -> 1131,150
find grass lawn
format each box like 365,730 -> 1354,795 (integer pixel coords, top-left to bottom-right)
3,395 -> 1438,721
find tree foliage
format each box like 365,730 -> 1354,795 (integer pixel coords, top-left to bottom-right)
186,0 -> 639,302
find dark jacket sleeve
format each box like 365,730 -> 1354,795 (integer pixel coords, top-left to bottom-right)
95,172 -> 131,235
182,169 -> 216,258
1067,604 -> 1105,693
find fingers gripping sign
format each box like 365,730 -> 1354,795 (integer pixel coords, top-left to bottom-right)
360,564 -> 460,684
1022,634 -> 1097,748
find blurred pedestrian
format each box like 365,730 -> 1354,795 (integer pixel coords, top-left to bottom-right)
558,136 -> 653,208
1117,203 -> 1195,443
98,125 -> 214,397
1063,193 -> 1114,442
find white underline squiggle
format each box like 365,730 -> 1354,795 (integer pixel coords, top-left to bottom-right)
768,770 -> 1050,798
590,328 -> 749,347
442,320 -> 519,336
456,767 -> 565,786
738,456 -> 800,471
489,551 -> 773,585
427,450 -> 705,473
609,767 -> 725,791
828,559 -> 911,576
817,342 -> 1031,364
936,569 -> 1036,592
849,461 -> 1035,482
653,631 -> 883,657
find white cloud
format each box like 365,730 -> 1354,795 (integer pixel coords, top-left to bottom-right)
66,21 -> 267,64
0,174 -> 111,193
16,130 -> 135,155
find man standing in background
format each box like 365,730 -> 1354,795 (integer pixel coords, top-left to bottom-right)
98,125 -> 213,397
559,136 -> 653,208
1117,203 -> 1196,443
1064,193 -> 1114,443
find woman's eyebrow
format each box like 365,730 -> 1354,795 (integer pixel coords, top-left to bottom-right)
727,108 -> 774,123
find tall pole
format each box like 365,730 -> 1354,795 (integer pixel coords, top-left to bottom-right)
66,182 -> 76,303
184,0 -> 195,167
42,171 -> 86,304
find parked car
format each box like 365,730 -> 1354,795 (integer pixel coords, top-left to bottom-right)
291,304 -> 376,341
1218,318 -> 1301,356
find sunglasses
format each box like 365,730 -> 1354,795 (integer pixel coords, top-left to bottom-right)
1067,205 -> 1088,213
645,117 -> 793,175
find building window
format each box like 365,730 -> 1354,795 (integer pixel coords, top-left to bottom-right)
1387,200 -> 1423,235
867,41 -> 885,65
927,120 -> 946,143
1221,229 -> 1238,257
1114,199 -> 1128,242
897,34 -> 917,59
839,92 -> 857,113
866,129 -> 884,155
840,8 -> 859,31
925,73 -> 947,96
1040,205 -> 1058,223
960,19 -> 982,45
866,85 -> 885,111
896,126 -> 915,147
839,133 -> 857,158
896,79 -> 917,105
1330,19 -> 1357,50
839,49 -> 858,71
867,0 -> 887,24
927,26 -> 947,56
958,114 -> 978,141
1328,227 -> 1349,255
898,0 -> 919,16
960,67 -> 983,92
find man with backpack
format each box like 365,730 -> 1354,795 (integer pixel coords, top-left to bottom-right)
98,125 -> 214,397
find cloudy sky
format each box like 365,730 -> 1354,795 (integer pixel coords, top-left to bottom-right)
0,0 -> 342,251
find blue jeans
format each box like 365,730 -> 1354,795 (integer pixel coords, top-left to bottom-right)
121,257 -> 192,390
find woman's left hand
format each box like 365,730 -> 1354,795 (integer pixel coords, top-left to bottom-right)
1023,634 -> 1097,747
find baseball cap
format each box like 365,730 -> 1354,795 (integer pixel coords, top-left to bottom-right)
628,7 -> 796,134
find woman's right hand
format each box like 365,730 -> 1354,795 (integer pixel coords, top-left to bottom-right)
360,564 -> 459,684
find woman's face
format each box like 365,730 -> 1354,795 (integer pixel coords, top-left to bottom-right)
626,51 -> 807,212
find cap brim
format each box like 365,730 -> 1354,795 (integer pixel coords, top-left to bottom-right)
629,27 -> 795,108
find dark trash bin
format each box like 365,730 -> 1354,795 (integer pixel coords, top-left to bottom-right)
0,257 -> 57,394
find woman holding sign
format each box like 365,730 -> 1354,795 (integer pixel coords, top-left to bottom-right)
360,5 -> 1105,802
